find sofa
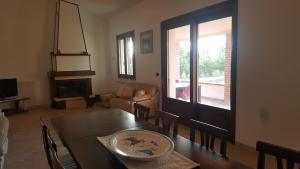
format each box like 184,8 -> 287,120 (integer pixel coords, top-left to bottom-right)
0,112 -> 9,169
105,82 -> 159,117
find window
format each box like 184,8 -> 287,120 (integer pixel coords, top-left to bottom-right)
197,17 -> 232,110
117,31 -> 135,79
161,0 -> 237,139
166,17 -> 232,109
167,25 -> 191,102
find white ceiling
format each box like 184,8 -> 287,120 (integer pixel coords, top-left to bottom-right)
73,0 -> 143,17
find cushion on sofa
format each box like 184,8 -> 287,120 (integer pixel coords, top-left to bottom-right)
132,95 -> 151,102
116,85 -> 125,97
135,90 -> 146,97
150,87 -> 157,96
145,87 -> 157,97
121,86 -> 135,98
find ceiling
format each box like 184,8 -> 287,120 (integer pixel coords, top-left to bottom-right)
73,0 -> 143,17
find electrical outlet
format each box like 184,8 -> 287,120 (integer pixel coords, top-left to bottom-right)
259,107 -> 270,123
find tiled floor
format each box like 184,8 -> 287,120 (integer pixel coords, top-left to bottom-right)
5,104 -> 279,169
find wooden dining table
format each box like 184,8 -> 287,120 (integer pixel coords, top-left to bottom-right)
51,109 -> 253,169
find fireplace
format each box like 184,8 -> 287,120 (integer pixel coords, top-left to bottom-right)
48,71 -> 95,109
57,79 -> 90,98
48,1 -> 96,109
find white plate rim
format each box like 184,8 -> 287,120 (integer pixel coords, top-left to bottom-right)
107,129 -> 174,160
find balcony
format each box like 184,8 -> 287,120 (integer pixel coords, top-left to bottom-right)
174,80 -> 230,109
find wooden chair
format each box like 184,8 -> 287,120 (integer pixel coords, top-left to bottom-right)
133,103 -> 150,121
49,144 -> 65,169
189,119 -> 231,158
41,120 -> 55,169
155,110 -> 179,136
40,120 -> 78,169
256,141 -> 300,169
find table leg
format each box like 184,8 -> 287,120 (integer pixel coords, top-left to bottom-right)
15,100 -> 20,113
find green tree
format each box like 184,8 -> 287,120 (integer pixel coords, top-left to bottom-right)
179,49 -> 190,80
178,47 -> 225,81
198,48 -> 225,78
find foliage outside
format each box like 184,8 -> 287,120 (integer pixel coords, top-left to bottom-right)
179,47 -> 225,84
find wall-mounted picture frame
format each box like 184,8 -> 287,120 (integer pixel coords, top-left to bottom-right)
140,30 -> 153,54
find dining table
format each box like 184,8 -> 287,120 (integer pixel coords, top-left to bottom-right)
51,109 -> 253,169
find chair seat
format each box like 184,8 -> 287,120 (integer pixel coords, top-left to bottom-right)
58,154 -> 78,169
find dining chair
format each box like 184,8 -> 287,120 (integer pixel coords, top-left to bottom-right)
133,103 -> 150,121
189,119 -> 231,158
49,144 -> 66,169
256,141 -> 300,169
40,120 -> 78,169
155,110 -> 179,136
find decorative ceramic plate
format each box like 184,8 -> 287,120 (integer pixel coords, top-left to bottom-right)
107,130 -> 174,161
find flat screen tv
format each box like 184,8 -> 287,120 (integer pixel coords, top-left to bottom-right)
0,78 -> 18,100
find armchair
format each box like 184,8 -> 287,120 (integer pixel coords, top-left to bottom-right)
102,82 -> 159,117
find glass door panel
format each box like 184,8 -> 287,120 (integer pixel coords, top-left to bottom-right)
125,37 -> 134,75
197,17 -> 232,110
167,25 -> 191,102
162,0 -> 237,139
118,39 -> 125,74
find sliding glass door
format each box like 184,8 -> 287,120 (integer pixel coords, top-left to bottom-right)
161,23 -> 194,123
167,25 -> 191,102
161,1 -> 237,140
197,17 -> 232,110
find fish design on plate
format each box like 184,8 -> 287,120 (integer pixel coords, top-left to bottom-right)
150,140 -> 159,146
137,149 -> 154,156
125,137 -> 145,146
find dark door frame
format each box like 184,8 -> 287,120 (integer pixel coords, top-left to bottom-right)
161,0 -> 238,142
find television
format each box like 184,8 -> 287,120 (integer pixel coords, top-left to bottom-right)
0,78 -> 18,100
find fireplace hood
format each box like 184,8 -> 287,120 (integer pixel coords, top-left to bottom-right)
50,0 -> 95,74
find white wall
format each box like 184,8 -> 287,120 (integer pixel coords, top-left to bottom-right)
108,0 -> 221,90
0,0 -> 110,106
107,0 -> 300,150
236,0 -> 300,150
0,0 -> 54,106
58,1 -> 86,53
82,14 -> 112,94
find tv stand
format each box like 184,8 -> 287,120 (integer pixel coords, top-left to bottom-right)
0,97 -> 30,113
0,97 -> 16,101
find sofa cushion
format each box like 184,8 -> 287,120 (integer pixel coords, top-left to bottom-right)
121,86 -> 135,98
135,90 -> 146,97
133,95 -> 151,102
145,87 -> 157,97
116,85 -> 125,97
150,87 -> 157,96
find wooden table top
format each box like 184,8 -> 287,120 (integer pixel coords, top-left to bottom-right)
52,109 -> 252,169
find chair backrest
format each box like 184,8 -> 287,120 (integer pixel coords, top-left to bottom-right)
155,110 -> 179,136
133,103 -> 150,121
41,120 -> 57,169
256,141 -> 300,169
189,119 -> 231,158
49,143 -> 65,169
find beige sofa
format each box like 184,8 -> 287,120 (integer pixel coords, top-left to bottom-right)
0,112 -> 9,169
107,82 -> 159,117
